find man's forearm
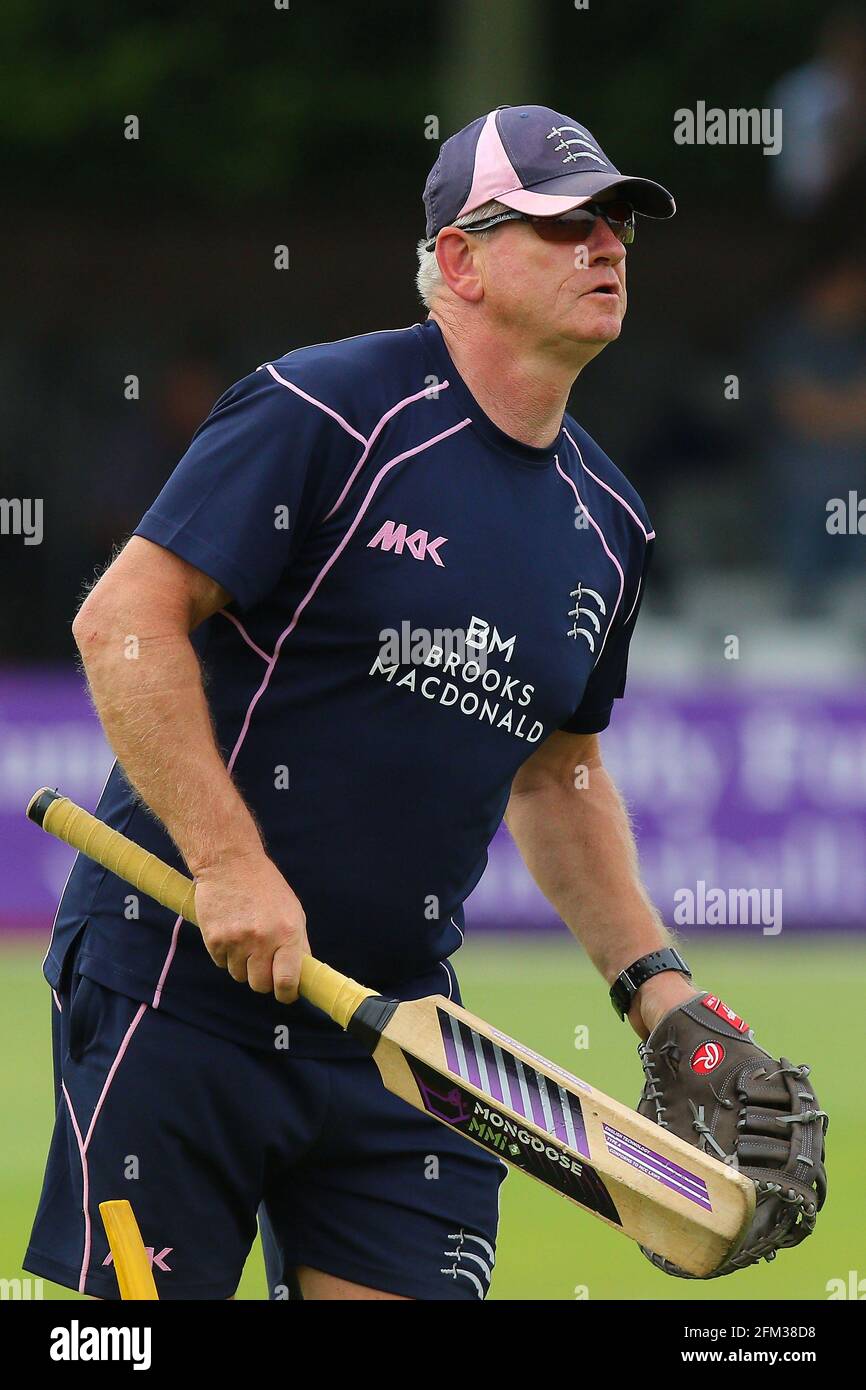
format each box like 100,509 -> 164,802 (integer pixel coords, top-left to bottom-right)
506,761 -> 666,981
506,748 -> 696,1036
73,594 -> 261,876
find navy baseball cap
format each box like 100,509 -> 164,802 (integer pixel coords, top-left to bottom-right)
423,105 -> 675,242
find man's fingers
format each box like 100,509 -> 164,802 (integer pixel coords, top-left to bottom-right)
272,945 -> 301,1004
225,948 -> 250,985
246,953 -> 276,995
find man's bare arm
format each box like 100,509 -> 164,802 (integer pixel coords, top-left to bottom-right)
72,535 -> 308,1001
505,729 -> 695,1037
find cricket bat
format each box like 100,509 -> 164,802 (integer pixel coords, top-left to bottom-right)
28,787 -> 754,1277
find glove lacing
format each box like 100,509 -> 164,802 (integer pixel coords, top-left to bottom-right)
637,1047 -> 826,1276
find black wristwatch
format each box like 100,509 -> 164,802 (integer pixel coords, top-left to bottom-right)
609,948 -> 691,1021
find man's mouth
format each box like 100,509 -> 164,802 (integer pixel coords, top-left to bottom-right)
583,282 -> 619,297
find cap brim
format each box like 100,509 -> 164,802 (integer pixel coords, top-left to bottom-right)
498,171 -> 675,219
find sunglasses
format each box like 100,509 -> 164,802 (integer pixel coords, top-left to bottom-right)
426,201 -> 635,252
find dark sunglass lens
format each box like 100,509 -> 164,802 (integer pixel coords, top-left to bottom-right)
533,210 -> 595,242
531,204 -> 636,245
601,201 -> 633,224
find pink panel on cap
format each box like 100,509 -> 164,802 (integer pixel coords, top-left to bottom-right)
456,111 -> 523,218
498,188 -> 596,214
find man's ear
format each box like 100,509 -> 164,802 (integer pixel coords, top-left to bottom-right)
434,230 -> 485,304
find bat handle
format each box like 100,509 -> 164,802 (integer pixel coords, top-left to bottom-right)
26,787 -> 376,1031
298,957 -> 377,1029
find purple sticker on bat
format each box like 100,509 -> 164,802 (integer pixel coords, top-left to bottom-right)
438,1008 -> 590,1158
405,1054 -> 621,1226
603,1123 -> 713,1210
411,1073 -> 474,1125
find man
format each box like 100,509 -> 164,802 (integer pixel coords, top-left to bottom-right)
20,106 -> 764,1300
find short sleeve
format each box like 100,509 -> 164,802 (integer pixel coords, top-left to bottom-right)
134,365 -> 358,611
560,537 -> 653,735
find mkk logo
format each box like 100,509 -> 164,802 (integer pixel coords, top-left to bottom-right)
368,520 -> 447,567
103,1245 -> 173,1274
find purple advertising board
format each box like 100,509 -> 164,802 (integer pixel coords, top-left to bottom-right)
469,684 -> 866,934
2,671 -> 865,934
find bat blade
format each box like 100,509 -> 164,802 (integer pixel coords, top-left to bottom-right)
370,995 -> 755,1278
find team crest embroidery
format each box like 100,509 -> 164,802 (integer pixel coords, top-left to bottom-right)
545,125 -> 607,170
567,583 -> 606,648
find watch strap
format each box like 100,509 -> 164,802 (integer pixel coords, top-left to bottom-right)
609,947 -> 691,1021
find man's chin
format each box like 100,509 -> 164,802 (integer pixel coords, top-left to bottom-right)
565,312 -> 623,349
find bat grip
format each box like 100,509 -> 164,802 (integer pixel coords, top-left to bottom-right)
29,787 -> 200,924
298,957 -> 376,1029
26,787 -> 375,1031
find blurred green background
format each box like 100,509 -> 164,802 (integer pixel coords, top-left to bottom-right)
4,934 -> 858,1300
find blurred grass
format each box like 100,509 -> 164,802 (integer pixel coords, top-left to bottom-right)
2,934 -> 860,1301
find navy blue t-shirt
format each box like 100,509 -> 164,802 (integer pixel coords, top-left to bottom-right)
45,320 -> 654,1054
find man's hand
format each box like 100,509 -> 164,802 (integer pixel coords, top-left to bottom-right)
629,971 -> 701,1039
193,850 -> 310,1003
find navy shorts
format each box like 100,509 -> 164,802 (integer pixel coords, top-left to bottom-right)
23,957 -> 505,1300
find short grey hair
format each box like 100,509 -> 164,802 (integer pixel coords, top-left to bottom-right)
415,200 -> 512,309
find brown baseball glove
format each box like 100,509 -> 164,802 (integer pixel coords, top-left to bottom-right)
636,990 -> 827,1277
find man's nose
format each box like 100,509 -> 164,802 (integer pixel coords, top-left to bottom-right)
588,218 -> 626,266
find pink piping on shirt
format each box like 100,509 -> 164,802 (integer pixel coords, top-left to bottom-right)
624,573 -> 644,626
263,362 -> 367,444
555,457 -> 624,663
564,428 -> 656,541
219,610 -> 271,663
324,382 -> 451,521
213,375 -> 457,666
63,1000 -> 148,1294
151,418 -> 473,1007
61,1082 -> 91,1293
